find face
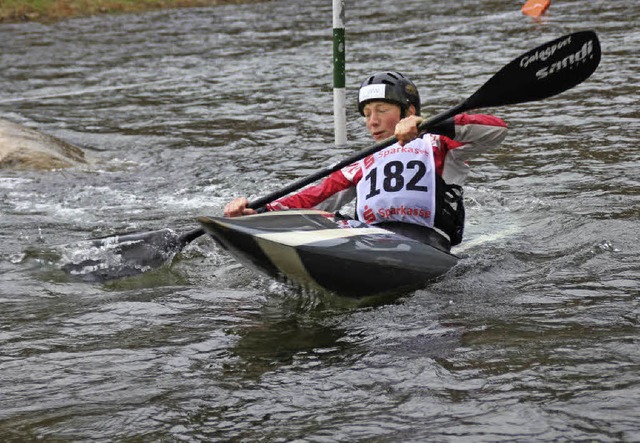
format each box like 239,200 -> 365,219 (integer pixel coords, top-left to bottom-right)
362,101 -> 403,141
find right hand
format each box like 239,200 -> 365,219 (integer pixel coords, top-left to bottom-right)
224,197 -> 257,217
395,115 -> 424,146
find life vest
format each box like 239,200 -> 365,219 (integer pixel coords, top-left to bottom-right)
434,175 -> 465,246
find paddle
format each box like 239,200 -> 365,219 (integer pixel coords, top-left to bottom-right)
73,30 -> 600,281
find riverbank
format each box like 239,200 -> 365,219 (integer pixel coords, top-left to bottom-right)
0,0 -> 269,23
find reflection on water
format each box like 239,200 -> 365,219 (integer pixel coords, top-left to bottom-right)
0,0 -> 639,440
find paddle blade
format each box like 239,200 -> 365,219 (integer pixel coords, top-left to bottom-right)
464,31 -> 600,110
522,0 -> 550,17
60,229 -> 186,282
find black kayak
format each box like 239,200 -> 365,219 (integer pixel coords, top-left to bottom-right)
198,210 -> 458,298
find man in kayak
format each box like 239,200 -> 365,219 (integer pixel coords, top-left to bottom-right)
224,71 -> 507,251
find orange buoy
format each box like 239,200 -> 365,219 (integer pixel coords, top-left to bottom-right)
522,0 -> 551,17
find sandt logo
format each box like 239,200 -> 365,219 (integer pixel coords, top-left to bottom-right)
535,39 -> 595,79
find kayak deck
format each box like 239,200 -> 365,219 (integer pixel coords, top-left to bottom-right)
198,210 -> 458,298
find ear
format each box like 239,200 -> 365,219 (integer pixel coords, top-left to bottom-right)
407,105 -> 417,116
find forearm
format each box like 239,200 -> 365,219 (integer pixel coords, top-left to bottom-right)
437,114 -> 508,185
266,170 -> 354,211
452,113 -> 508,147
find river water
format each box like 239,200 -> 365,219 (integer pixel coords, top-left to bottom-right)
1,0 -> 638,441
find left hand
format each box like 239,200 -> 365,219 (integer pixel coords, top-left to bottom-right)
395,115 -> 424,146
224,197 -> 257,217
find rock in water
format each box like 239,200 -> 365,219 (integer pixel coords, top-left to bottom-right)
0,118 -> 90,170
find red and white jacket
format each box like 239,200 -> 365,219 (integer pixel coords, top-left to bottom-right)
266,113 -> 507,213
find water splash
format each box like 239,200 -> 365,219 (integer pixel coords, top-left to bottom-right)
57,229 -> 184,282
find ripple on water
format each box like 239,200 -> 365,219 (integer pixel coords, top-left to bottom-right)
0,0 -> 639,441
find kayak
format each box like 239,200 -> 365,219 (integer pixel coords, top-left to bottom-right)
197,209 -> 458,298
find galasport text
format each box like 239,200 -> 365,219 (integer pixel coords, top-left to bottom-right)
520,35 -> 573,68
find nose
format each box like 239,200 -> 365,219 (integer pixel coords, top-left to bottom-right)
366,110 -> 380,128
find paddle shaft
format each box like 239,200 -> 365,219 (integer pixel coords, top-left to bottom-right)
186,31 -> 601,245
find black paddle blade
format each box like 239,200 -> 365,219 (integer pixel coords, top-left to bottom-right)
465,30 -> 601,109
60,229 -> 187,282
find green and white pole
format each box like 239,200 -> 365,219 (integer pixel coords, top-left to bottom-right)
332,0 -> 347,146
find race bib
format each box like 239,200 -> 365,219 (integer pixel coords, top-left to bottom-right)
356,137 -> 436,227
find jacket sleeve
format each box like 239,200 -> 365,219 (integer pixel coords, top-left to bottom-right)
265,165 -> 359,212
431,113 -> 508,185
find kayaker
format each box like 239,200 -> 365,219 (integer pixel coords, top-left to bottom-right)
224,71 -> 507,251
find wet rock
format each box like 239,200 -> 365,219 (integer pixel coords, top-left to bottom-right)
0,118 -> 90,170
